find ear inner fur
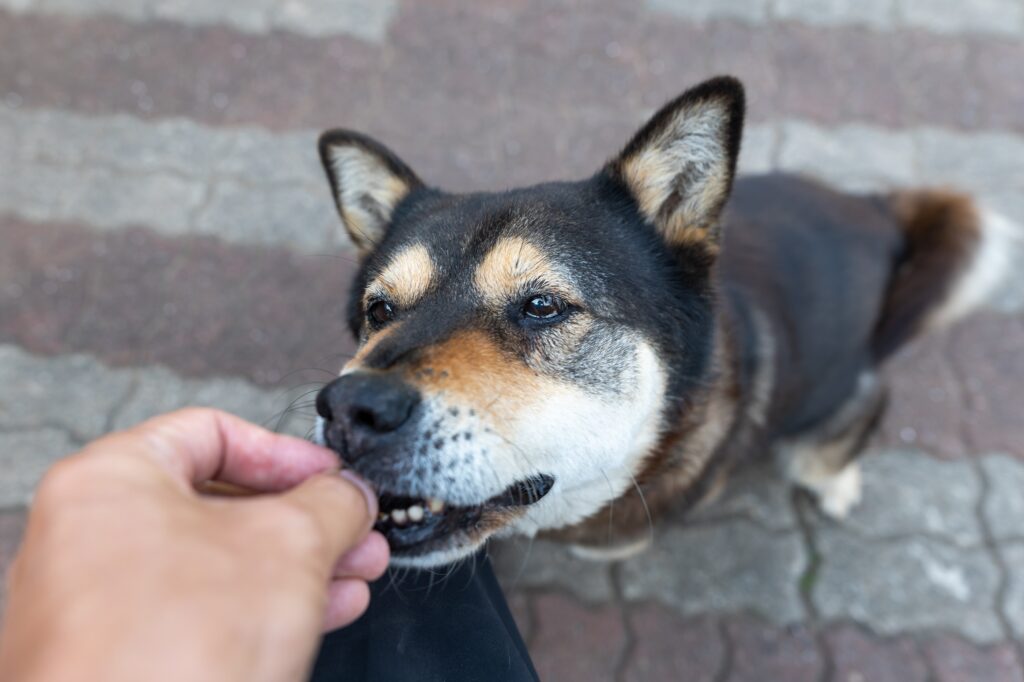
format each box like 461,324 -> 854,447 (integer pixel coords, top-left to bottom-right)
608,76 -> 745,249
318,130 -> 423,251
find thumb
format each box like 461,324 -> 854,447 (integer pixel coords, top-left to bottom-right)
275,471 -> 379,566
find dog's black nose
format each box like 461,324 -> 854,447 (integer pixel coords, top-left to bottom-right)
317,372 -> 421,435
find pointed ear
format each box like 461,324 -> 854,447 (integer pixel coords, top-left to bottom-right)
608,76 -> 744,249
318,130 -> 423,252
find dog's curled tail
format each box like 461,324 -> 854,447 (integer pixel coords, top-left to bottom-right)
872,189 -> 1019,360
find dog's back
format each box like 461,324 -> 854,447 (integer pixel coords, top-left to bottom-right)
717,173 -> 1015,516
721,174 -> 900,438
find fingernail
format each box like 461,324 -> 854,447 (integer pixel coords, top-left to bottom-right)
338,469 -> 378,520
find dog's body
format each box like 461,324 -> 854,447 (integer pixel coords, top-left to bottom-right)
313,77 -> 1014,567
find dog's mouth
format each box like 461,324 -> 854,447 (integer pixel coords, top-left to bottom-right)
373,474 -> 555,552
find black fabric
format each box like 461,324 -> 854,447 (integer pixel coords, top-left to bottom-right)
309,552 -> 539,682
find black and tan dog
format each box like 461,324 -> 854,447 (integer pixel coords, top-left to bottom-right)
313,76 -> 1014,567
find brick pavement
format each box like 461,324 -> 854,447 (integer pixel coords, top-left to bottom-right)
2,0 -> 1024,679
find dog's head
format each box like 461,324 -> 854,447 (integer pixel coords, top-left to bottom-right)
314,77 -> 744,566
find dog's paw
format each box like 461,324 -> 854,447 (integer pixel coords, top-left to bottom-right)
818,462 -> 862,519
568,535 -> 652,562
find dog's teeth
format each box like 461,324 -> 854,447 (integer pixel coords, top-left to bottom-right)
428,498 -> 445,514
407,505 -> 424,522
391,509 -> 408,525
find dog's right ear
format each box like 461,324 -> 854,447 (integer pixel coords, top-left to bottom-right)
319,130 -> 423,252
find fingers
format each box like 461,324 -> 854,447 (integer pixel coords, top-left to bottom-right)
275,471 -> 379,565
332,532 -> 389,581
323,579 -> 371,632
88,408 -> 340,492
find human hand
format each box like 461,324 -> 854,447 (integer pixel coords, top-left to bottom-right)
0,408 -> 388,682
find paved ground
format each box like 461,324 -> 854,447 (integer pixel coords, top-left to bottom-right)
2,0 -> 1024,679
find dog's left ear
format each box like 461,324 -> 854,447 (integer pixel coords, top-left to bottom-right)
607,76 -> 744,249
319,130 -> 423,252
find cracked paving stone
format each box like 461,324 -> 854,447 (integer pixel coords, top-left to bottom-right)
490,538 -> 615,604
0,345 -> 135,441
620,520 -> 806,625
813,529 -> 1003,643
0,429 -> 78,507
981,455 -> 1024,542
810,448 -> 983,547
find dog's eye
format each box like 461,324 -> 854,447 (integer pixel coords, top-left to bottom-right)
367,300 -> 395,326
522,294 -> 564,320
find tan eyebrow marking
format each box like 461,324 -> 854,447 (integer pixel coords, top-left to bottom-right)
474,237 -> 570,304
365,244 -> 435,308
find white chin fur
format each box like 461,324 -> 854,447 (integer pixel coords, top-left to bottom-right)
508,340 -> 667,536
320,339 -> 667,568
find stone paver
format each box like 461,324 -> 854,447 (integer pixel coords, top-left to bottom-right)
0,217 -> 357,387
0,429 -> 77,507
652,0 -> 1024,35
876,332 -> 969,459
109,367 -> 314,437
0,107 -> 337,250
999,543 -> 1024,638
810,449 -> 983,547
773,0 -> 893,30
0,0 -> 398,40
528,593 -> 627,682
0,345 -> 316,505
620,521 -> 807,625
778,121 -> 917,192
622,607 -> 724,682
648,0 -> 769,24
724,618 -> 824,682
4,7 -> 1024,141
0,507 -> 27,616
922,635 -> 1024,682
981,456 -> 1024,542
6,105 -> 1024,250
813,529 -> 1003,643
916,128 -> 1024,190
898,0 -> 1024,36
0,344 -> 134,440
826,625 -> 930,682
949,316 -> 1024,457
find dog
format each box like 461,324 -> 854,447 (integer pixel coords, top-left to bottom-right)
312,76 -> 1015,568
